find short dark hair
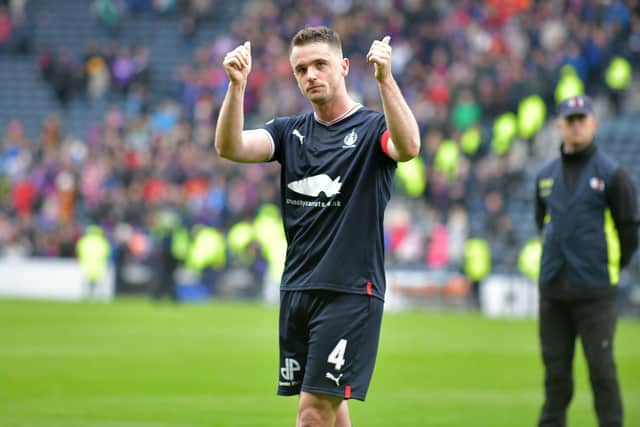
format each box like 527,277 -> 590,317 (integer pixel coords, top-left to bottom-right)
290,26 -> 342,55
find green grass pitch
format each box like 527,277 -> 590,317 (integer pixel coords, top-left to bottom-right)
0,298 -> 638,426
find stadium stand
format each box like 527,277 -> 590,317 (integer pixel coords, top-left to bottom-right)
1,0 -> 639,304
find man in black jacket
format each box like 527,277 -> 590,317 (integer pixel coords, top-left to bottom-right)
534,94 -> 639,427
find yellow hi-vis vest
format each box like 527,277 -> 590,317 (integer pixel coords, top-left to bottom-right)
463,238 -> 491,282
76,226 -> 111,282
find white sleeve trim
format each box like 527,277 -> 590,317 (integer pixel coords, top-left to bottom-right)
255,128 -> 275,160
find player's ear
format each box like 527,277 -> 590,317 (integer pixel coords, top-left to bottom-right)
342,57 -> 349,77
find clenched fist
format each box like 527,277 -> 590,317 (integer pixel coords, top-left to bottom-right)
223,41 -> 252,86
366,36 -> 392,82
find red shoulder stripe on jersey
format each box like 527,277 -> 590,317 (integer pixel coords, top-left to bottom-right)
381,130 -> 392,158
345,385 -> 352,399
366,281 -> 373,296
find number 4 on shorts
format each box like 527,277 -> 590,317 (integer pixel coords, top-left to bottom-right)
327,339 -> 347,370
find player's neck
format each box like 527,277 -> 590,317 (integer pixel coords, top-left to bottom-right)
313,97 -> 360,126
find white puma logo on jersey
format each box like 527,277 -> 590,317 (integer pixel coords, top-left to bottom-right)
292,129 -> 305,145
288,174 -> 342,197
325,372 -> 343,387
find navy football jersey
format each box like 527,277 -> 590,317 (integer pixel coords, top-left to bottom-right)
260,105 -> 396,300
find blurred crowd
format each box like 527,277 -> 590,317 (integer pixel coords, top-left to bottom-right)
1,0 -> 640,287
37,40 -> 152,107
91,0 -> 219,37
175,0 -> 640,126
0,0 -> 30,54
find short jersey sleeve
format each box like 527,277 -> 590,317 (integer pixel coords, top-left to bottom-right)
261,117 -> 288,163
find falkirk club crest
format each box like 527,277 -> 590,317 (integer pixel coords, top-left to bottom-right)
342,129 -> 358,148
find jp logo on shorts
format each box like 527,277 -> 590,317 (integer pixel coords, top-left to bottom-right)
279,357 -> 301,387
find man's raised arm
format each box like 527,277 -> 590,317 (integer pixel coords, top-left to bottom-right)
215,41 -> 273,163
367,36 -> 420,162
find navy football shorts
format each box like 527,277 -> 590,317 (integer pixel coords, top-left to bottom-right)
278,290 -> 384,401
